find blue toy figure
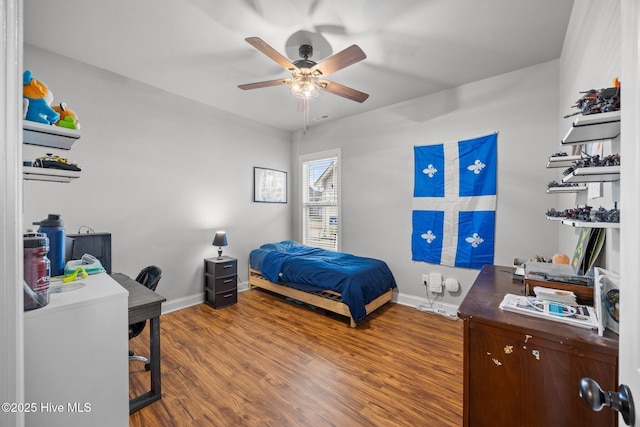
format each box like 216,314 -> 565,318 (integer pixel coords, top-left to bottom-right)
23,70 -> 60,125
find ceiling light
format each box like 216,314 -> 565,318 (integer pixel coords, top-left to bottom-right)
288,74 -> 320,99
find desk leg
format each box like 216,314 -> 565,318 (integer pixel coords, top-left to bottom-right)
129,316 -> 162,414
149,316 -> 161,396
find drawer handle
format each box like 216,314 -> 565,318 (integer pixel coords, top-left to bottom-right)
223,264 -> 233,269
223,293 -> 233,298
223,279 -> 234,283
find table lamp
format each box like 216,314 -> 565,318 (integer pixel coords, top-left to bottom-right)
212,231 -> 228,259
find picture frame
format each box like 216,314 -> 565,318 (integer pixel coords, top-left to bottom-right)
253,167 -> 287,203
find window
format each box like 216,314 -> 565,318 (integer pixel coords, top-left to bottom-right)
301,150 -> 340,251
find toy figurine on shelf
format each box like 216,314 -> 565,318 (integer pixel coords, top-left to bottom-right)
563,152 -> 621,176
546,208 -> 566,219
547,180 -> 580,188
23,70 -> 60,125
564,78 -> 621,118
52,102 -> 81,130
33,153 -> 81,172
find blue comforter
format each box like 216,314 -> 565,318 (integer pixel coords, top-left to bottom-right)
249,241 -> 396,322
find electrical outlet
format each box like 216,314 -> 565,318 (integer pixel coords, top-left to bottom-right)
422,274 -> 429,286
429,272 -> 443,293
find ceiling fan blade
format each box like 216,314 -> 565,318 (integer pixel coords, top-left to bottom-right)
245,37 -> 297,72
238,78 -> 289,90
312,45 -> 366,76
319,80 -> 369,103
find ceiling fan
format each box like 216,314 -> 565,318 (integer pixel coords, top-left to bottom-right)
238,37 -> 369,103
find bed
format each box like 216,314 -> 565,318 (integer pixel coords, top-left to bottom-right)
248,241 -> 396,327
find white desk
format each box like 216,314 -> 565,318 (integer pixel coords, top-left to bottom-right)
24,272 -> 129,427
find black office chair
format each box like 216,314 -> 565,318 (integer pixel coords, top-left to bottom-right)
129,265 -> 163,370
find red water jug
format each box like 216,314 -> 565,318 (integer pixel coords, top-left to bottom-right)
23,232 -> 51,310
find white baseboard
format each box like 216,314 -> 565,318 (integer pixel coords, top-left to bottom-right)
394,291 -> 460,320
161,293 -> 203,314
161,280 -> 251,314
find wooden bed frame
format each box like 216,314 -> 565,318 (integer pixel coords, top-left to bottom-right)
248,267 -> 393,328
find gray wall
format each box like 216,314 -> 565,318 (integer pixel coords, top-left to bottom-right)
23,45 -> 293,309
293,60 -> 561,310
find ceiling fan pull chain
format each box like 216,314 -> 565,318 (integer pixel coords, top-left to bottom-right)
303,98 -> 310,134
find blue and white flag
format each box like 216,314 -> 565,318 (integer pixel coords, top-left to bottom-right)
412,133 -> 497,269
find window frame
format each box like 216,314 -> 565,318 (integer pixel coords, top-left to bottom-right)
299,148 -> 342,251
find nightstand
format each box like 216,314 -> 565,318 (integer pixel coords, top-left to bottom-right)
204,256 -> 237,308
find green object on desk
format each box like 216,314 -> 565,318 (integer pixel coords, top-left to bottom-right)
62,267 -> 88,283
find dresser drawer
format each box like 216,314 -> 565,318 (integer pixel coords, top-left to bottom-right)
206,274 -> 237,293
205,288 -> 237,309
205,258 -> 237,276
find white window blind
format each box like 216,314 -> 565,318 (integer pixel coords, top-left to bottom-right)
302,155 -> 339,250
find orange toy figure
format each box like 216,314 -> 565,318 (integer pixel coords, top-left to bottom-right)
552,253 -> 570,264
52,102 -> 80,130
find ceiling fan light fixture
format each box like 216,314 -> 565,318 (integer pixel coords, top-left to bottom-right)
288,74 -> 320,99
239,37 -> 369,107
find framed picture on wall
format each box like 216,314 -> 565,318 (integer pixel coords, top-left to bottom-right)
253,167 -> 287,203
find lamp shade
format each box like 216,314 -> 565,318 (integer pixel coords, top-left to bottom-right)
212,231 -> 228,247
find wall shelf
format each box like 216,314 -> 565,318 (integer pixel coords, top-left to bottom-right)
546,185 -> 587,194
562,165 -> 620,183
546,155 -> 581,168
561,219 -> 620,229
22,120 -> 82,182
23,166 -> 80,183
23,120 -> 80,150
561,110 -> 621,146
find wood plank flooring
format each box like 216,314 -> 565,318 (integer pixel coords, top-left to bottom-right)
129,289 -> 464,426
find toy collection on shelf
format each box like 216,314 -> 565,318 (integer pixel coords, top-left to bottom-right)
22,70 -> 82,177
546,204 -> 620,223
545,79 -> 621,225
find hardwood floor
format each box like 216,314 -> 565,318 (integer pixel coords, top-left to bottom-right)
129,289 -> 464,426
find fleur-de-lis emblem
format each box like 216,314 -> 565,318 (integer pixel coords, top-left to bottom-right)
465,232 -> 484,247
422,164 -> 438,178
421,230 -> 437,243
467,159 -> 486,175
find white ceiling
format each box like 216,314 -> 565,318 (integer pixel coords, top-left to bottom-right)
23,0 -> 574,133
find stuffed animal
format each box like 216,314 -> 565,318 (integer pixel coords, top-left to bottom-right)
52,102 -> 80,130
23,70 -> 60,125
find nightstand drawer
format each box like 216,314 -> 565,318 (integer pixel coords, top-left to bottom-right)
206,275 -> 237,293
205,258 -> 237,276
205,288 -> 237,309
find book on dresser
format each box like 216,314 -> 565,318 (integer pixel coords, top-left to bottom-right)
499,293 -> 598,329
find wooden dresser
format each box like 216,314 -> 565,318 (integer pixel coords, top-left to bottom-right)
457,265 -> 619,427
